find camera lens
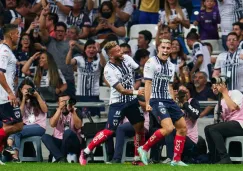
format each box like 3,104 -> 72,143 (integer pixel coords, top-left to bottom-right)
28,88 -> 35,95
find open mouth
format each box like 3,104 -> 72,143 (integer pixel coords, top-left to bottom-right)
162,53 -> 168,56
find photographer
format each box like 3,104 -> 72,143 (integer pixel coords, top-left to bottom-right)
41,93 -> 83,163
3,79 -> 48,162
204,80 -> 243,164
176,84 -> 200,161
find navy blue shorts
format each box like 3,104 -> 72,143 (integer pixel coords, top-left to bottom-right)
106,99 -> 144,130
0,103 -> 22,124
150,99 -> 184,124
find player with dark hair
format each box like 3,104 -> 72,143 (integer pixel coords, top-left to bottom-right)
0,24 -> 23,164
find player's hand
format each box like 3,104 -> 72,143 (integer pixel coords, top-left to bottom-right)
146,104 -> 152,112
8,92 -> 18,107
138,89 -> 144,96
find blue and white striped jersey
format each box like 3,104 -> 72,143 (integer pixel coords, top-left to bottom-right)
144,56 -> 175,100
104,55 -> 139,104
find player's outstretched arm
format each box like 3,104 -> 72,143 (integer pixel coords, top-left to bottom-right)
144,80 -> 152,111
114,83 -> 144,96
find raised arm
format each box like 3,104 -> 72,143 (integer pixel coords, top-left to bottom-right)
39,5 -> 50,44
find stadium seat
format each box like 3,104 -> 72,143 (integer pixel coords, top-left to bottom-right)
129,24 -> 158,39
99,86 -> 110,102
225,136 -> 243,162
19,136 -> 43,162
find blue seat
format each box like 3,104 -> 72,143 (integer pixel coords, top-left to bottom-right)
19,136 -> 43,162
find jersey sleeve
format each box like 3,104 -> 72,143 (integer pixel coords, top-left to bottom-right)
214,53 -> 224,70
104,66 -> 119,88
58,69 -> 67,84
182,8 -> 189,20
0,47 -> 10,72
230,90 -> 243,107
143,58 -> 155,80
124,55 -> 139,70
123,1 -> 134,15
74,56 -> 85,68
193,43 -> 203,58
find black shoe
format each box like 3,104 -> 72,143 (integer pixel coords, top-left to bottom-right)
217,157 -> 232,164
12,157 -> 21,163
3,146 -> 15,156
106,159 -> 121,164
55,157 -> 67,163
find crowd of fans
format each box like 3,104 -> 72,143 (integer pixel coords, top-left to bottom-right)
0,0 -> 243,166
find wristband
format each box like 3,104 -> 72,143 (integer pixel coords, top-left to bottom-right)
133,90 -> 138,95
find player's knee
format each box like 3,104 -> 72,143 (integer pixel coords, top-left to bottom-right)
164,125 -> 174,135
177,125 -> 187,136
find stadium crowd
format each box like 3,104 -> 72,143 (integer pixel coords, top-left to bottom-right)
0,0 -> 243,166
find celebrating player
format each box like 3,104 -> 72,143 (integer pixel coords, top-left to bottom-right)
138,39 -> 188,166
0,24 -> 23,164
79,41 -> 145,165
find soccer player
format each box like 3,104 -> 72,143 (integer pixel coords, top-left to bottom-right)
0,24 -> 23,164
137,39 -> 188,166
79,41 -> 145,165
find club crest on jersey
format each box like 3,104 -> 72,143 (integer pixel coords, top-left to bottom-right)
159,107 -> 167,114
14,110 -> 21,119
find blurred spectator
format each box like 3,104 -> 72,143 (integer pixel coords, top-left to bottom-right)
91,1 -> 126,39
203,42 -> 215,65
156,23 -> 171,47
193,0 -> 220,40
22,51 -> 67,96
186,29 -> 211,82
66,39 -> 106,96
66,0 -> 91,39
169,39 -> 186,81
192,71 -> 215,118
39,6 -> 76,97
217,0 -> 243,50
133,49 -> 150,88
3,79 -> 47,162
120,43 -> 142,90
0,5 -> 3,41
66,26 -> 84,56
44,13 -> 59,38
159,0 -> 190,54
130,30 -> 156,58
213,32 -> 243,92
205,84 -> 243,164
36,0 -> 74,23
139,0 -> 160,24
66,39 -> 106,117
174,84 -> 200,162
111,0 -> 133,24
232,22 -> 243,42
42,94 -> 83,163
4,0 -> 31,33
14,33 -> 36,86
120,43 -> 132,56
5,0 -> 17,9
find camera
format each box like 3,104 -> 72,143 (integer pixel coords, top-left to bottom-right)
66,98 -> 76,106
211,76 -> 227,84
28,88 -> 35,95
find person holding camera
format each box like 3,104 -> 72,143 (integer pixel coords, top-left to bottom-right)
204,81 -> 243,164
3,79 -> 48,162
42,93 -> 83,163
